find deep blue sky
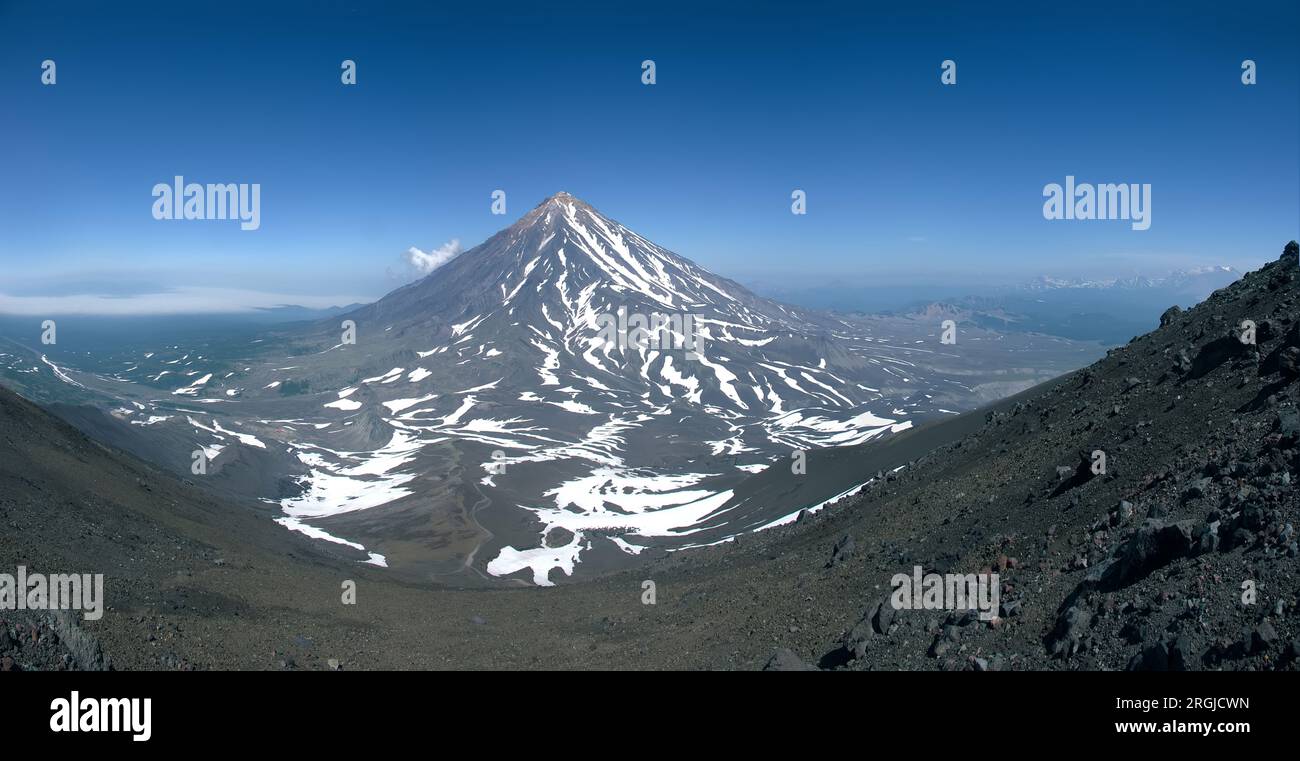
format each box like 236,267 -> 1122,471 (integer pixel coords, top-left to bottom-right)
1,0 -> 1297,313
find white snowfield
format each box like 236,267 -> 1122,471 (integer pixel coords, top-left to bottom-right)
171,372 -> 212,395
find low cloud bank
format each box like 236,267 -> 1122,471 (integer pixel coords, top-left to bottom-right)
0,287 -> 369,316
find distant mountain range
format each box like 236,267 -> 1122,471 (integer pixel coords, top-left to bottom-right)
252,303 -> 368,322
1021,265 -> 1238,292
848,266 -> 1243,346
749,265 -> 1241,341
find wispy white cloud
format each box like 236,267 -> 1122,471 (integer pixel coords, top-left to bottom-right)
403,239 -> 462,276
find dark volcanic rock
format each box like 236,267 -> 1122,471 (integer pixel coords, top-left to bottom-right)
1088,519 -> 1198,591
1280,347 -> 1300,380
1278,409 -> 1300,439
544,527 -> 575,548
1252,621 -> 1279,653
826,534 -> 856,568
763,648 -> 817,671
840,614 -> 874,660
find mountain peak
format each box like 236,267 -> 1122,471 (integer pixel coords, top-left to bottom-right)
515,191 -> 599,232
536,190 -> 590,209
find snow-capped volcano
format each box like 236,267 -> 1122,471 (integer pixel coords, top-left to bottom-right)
347,191 -> 893,435
11,192 -> 1101,585
365,191 -> 795,336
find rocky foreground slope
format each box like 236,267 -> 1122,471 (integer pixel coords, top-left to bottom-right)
740,241 -> 1300,670
2,243 -> 1298,671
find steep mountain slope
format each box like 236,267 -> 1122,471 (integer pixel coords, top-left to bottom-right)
0,381 -> 368,670
1,193 -> 1100,585
718,241 -> 1300,670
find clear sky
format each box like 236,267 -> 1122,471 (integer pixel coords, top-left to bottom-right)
1,0 -> 1297,313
